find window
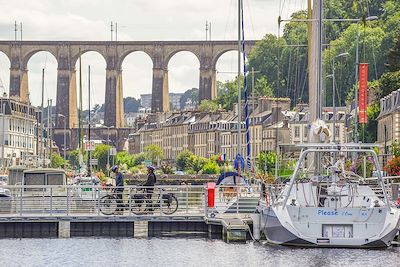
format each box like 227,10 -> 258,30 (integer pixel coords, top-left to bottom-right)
294,126 -> 300,138
335,126 -> 340,138
304,126 -> 308,138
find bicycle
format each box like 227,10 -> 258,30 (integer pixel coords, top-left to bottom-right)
99,187 -> 179,215
129,187 -> 179,215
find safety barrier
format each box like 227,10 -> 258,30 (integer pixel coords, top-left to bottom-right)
0,184 -> 261,218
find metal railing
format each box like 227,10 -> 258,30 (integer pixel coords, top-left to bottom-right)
0,184 -> 261,218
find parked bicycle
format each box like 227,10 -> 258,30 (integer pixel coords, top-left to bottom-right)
99,187 -> 179,215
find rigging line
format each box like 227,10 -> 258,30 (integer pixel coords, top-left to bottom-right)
223,0 -> 234,40
364,0 -> 378,80
298,52 -> 308,104
286,48 -> 293,97
244,0 -> 256,39
293,45 -> 300,106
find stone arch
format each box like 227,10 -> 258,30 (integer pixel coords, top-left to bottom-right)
119,51 -> 154,113
212,48 -> 239,70
26,51 -> 58,105
70,48 -> 107,69
0,51 -> 10,94
22,49 -> 58,70
117,49 -> 153,70
164,49 -> 200,69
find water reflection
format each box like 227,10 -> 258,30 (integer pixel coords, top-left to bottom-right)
0,238 -> 398,267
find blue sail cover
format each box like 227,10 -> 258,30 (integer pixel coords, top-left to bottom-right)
216,171 -> 249,186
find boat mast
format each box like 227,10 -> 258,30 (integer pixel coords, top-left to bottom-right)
237,0 -> 242,167
87,65 -> 91,176
40,68 -> 45,166
309,0 -> 323,123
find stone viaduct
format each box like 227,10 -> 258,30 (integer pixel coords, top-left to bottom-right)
0,40 -> 256,129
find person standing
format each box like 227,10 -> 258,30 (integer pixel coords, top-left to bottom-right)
144,166 -> 157,211
112,165 -> 124,215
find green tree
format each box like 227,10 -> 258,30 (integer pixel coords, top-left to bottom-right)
198,99 -> 218,112
68,150 -> 80,168
254,76 -> 274,97
358,102 -> 380,143
144,144 -> 164,165
50,153 -> 65,168
386,36 -> 400,72
180,88 -> 199,109
202,160 -> 221,174
188,155 -> 207,174
256,151 -> 276,175
323,24 -> 385,105
379,70 -> 400,97
391,140 -> 400,157
216,75 -> 243,110
176,149 -> 194,171
132,153 -> 146,166
93,144 -> 111,171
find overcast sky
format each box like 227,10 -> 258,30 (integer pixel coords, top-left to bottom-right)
0,0 -> 306,108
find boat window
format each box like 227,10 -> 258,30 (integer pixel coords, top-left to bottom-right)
47,174 -> 65,185
24,173 -> 45,186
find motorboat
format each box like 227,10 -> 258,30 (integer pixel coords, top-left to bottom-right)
259,142 -> 400,248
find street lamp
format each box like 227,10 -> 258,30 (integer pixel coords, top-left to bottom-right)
58,114 -> 67,170
327,52 -> 349,143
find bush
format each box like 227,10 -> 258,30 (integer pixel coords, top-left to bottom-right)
384,156 -> 400,176
202,161 -> 221,174
350,157 -> 374,177
176,150 -> 194,170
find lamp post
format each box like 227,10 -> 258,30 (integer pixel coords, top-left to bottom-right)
327,52 -> 349,143
58,114 -> 67,170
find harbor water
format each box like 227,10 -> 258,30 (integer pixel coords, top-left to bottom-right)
0,238 -> 398,267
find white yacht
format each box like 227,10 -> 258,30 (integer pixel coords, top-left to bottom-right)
259,142 -> 400,248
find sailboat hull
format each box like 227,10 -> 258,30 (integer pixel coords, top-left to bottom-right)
261,206 -> 400,248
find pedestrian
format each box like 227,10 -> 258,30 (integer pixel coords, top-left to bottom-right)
112,165 -> 124,215
144,166 -> 157,211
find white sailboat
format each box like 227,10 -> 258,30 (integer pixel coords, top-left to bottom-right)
258,1 -> 400,248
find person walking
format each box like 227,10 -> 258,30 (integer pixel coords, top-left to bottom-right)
112,165 -> 124,215
144,166 -> 157,211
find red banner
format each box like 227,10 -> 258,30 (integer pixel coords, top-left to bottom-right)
358,63 -> 368,124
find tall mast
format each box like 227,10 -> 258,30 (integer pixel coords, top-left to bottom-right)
40,68 -> 45,165
309,0 -> 323,122
87,65 -> 91,175
237,0 -> 242,161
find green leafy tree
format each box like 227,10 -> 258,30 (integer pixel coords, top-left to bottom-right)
180,88 -> 199,109
358,102 -> 380,143
391,140 -> 400,158
132,153 -> 146,166
254,76 -> 274,97
199,99 -> 219,112
256,151 -> 276,175
144,144 -> 164,165
50,153 -> 65,168
160,163 -> 174,174
176,149 -> 194,171
379,70 -> 400,97
93,144 -> 111,171
188,155 -> 207,174
202,160 -> 221,174
68,150 -> 80,168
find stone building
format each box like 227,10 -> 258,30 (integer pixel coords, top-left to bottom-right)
377,88 -> 400,163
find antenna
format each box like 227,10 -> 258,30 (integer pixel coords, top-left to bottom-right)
14,21 -> 17,41
205,20 -> 208,41
110,21 -> 114,41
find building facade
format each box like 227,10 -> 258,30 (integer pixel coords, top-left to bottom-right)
0,97 -> 37,167
377,88 -> 400,163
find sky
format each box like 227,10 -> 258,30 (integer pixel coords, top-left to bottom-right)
0,0 -> 307,109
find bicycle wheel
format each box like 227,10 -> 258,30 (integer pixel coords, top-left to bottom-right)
131,194 -> 147,215
99,195 -> 118,215
161,195 -> 178,215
